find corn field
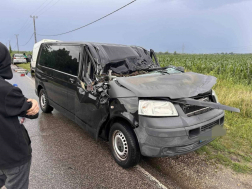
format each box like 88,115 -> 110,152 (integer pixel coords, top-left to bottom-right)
157,54 -> 252,85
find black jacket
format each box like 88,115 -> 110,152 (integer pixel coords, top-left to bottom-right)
0,43 -> 36,169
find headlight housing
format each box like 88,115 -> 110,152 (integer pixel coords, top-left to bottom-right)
138,100 -> 178,117
212,90 -> 219,103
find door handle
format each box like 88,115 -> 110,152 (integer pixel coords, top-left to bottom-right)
69,78 -> 75,83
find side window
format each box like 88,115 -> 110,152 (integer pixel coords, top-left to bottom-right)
56,46 -> 80,76
39,44 -> 59,69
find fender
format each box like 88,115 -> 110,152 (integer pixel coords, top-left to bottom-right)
96,97 -> 139,140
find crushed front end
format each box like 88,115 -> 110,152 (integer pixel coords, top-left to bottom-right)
134,91 -> 226,157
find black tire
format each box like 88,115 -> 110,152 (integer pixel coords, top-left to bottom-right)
39,89 -> 53,113
109,122 -> 141,168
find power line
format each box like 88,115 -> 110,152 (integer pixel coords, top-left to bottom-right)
18,0 -> 50,33
19,22 -> 34,35
37,0 -> 137,37
17,17 -> 30,33
30,0 -> 49,15
7,0 -> 48,43
20,33 -> 34,46
38,0 -> 61,16
36,0 -> 55,15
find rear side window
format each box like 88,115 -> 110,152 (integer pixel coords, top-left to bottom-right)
57,46 -> 80,76
39,44 -> 58,68
39,44 -> 80,76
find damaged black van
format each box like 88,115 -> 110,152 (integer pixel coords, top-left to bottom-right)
35,42 -> 240,168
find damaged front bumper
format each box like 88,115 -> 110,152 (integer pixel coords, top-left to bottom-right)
134,107 -> 225,157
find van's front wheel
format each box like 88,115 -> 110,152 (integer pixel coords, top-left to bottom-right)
109,122 -> 141,168
39,89 -> 53,113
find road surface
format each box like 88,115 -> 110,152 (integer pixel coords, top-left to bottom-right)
6,68 -> 180,189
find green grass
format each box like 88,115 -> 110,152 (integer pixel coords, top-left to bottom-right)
158,54 -> 252,174
17,63 -> 31,72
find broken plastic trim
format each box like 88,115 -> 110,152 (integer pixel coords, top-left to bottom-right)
150,49 -> 160,67
172,98 -> 240,113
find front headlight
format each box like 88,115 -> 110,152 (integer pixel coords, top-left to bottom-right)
212,90 -> 219,103
138,100 -> 178,116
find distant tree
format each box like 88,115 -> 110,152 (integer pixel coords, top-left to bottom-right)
229,52 -> 234,55
9,45 -> 12,54
164,51 -> 169,54
221,52 -> 224,54
174,51 -> 177,55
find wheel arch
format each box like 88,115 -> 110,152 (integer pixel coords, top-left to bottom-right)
37,84 -> 43,95
98,115 -> 137,141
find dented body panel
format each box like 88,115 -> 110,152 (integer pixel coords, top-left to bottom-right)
35,41 -> 239,159
135,107 -> 225,157
116,72 -> 217,99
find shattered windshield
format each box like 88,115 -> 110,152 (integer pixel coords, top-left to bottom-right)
99,45 -> 157,74
103,57 -> 155,74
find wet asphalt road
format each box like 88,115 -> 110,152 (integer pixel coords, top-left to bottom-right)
7,69 -> 180,189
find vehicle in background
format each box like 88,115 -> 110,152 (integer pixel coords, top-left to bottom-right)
12,54 -> 27,64
35,42 -> 240,168
31,39 -> 61,73
26,54 -> 32,62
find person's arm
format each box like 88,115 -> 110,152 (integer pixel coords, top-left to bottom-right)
25,99 -> 39,119
5,87 -> 39,119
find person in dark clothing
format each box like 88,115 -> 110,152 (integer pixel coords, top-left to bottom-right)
0,42 -> 39,189
23,53 -> 28,63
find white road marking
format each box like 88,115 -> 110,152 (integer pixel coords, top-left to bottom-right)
136,165 -> 168,189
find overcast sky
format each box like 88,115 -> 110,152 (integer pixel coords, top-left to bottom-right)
1,0 -> 252,53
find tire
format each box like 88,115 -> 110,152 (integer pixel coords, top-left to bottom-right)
109,122 -> 141,168
39,89 -> 53,113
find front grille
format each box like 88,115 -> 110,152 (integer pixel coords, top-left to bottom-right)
180,96 -> 213,117
220,116 -> 224,125
201,119 -> 219,132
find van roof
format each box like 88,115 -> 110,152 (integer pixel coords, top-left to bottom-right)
40,41 -> 153,69
42,41 -> 131,47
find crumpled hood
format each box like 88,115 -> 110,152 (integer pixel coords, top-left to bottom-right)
116,72 -> 217,99
0,42 -> 13,80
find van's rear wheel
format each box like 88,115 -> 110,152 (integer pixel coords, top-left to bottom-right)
109,122 -> 141,168
39,89 -> 53,113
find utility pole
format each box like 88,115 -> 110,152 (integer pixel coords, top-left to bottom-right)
30,15 -> 38,43
8,40 -> 10,50
182,43 -> 185,54
15,34 -> 19,52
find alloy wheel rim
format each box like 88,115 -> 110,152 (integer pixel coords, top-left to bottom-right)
112,130 -> 128,161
